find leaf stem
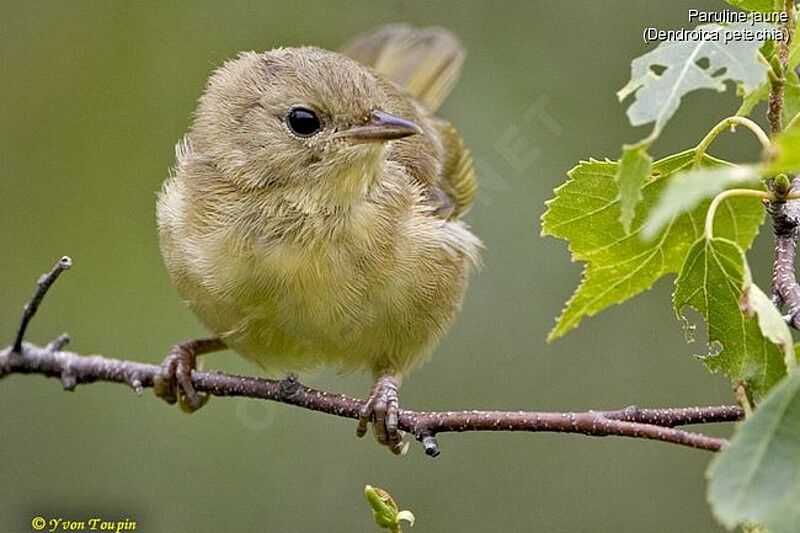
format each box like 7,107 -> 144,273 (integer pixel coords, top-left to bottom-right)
758,51 -> 780,82
694,117 -> 771,167
785,111 -> 800,132
705,189 -> 772,240
704,188 -> 800,241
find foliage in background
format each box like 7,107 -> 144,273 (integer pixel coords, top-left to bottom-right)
6,2 -> 775,532
543,1 -> 800,530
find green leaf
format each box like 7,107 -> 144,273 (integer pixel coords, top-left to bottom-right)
618,22 -> 770,136
542,150 -> 764,341
782,70 -> 800,127
673,238 -> 785,395
708,372 -> 800,532
736,39 -> 788,118
642,164 -> 759,240
790,25 -> 800,71
767,125 -> 800,174
742,282 -> 797,373
724,0 -> 776,10
616,144 -> 653,232
736,80 -> 769,117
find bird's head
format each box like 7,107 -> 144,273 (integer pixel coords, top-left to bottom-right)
189,47 -> 424,205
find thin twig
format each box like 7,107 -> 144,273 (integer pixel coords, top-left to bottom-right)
12,256 -> 71,353
1,258 -> 739,457
769,3 -> 800,323
768,0 -> 795,135
769,177 -> 800,325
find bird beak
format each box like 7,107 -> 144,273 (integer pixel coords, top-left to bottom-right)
337,110 -> 422,143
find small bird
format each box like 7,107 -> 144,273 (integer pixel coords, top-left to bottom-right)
155,24 -> 480,454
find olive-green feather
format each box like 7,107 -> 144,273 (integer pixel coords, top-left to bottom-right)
434,118 -> 478,219
341,24 -> 464,112
343,25 -> 477,219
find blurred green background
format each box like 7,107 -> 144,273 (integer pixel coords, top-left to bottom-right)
1,1 -> 771,531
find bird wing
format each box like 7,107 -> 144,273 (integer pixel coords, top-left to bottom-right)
431,118 -> 478,218
342,24 -> 478,219
341,24 -> 464,113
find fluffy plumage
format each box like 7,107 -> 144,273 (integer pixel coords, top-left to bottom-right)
157,26 -> 480,381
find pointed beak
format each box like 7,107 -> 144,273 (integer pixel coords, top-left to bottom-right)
337,110 -> 423,143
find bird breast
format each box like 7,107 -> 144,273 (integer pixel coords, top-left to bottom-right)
158,172 -> 478,376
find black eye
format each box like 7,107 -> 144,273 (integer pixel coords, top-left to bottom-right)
287,107 -> 322,137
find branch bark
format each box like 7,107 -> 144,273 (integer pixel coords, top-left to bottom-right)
770,176 -> 800,325
0,342 -> 738,455
767,0 -> 795,135
769,2 -> 800,326
2,257 -> 742,457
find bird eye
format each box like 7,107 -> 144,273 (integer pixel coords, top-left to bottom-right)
286,107 -> 322,137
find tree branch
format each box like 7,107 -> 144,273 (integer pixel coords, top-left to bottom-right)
770,176 -> 800,325
3,258 -> 741,457
12,256 -> 71,353
769,3 -> 800,326
767,0 -> 795,135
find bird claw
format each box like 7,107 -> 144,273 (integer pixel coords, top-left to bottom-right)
357,376 -> 407,455
153,342 -> 209,413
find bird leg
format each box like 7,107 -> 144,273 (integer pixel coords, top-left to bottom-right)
154,337 -> 225,413
357,374 -> 407,455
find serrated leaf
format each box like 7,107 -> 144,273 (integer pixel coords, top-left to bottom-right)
724,0 -> 776,10
767,125 -> 800,174
619,22 -> 770,136
616,144 -> 654,231
708,372 -> 800,532
542,150 -> 764,341
673,237 -> 785,395
642,164 -> 759,240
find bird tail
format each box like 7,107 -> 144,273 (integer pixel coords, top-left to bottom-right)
341,24 -> 465,112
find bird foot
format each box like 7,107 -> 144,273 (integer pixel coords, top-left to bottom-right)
357,375 -> 407,455
154,338 -> 223,413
